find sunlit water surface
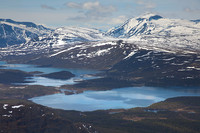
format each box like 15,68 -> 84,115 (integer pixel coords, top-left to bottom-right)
30,86 -> 200,111
1,61 -> 200,111
0,61 -> 100,86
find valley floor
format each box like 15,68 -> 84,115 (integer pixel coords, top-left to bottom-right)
1,14 -> 200,133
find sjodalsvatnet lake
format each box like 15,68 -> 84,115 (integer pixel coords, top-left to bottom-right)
1,61 -> 200,112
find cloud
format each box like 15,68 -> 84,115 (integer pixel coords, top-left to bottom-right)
136,0 -> 156,9
109,16 -> 128,24
184,8 -> 192,12
66,1 -> 116,21
67,1 -> 116,12
184,7 -> 200,13
41,5 -> 56,10
67,2 -> 80,8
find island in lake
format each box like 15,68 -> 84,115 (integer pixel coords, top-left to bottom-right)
0,12 -> 200,133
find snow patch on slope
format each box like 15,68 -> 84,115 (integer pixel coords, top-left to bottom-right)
107,13 -> 200,53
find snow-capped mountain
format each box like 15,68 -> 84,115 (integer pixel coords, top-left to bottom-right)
1,15 -> 200,86
107,14 -> 163,37
0,19 -> 52,47
24,26 -> 107,49
0,14 -> 200,68
192,19 -> 200,23
107,13 -> 200,53
1,14 -> 200,54
107,13 -> 200,38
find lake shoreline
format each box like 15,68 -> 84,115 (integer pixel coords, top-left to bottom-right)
1,96 -> 200,133
1,61 -> 200,112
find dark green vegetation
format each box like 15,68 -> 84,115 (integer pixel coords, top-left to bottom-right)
1,41 -> 136,70
40,71 -> 75,80
61,77 -> 134,92
0,100 -> 96,133
0,84 -> 60,99
107,50 -> 200,87
68,49 -> 200,90
48,97 -> 200,133
2,43 -> 200,87
1,46 -> 200,132
1,97 -> 200,133
0,69 -> 61,100
1,17 -> 200,133
0,65 -> 200,133
0,69 -> 32,84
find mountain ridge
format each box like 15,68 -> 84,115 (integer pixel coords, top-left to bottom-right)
0,19 -> 52,47
1,14 -> 200,53
0,14 -> 200,71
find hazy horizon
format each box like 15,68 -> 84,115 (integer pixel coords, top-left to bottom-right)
0,0 -> 200,30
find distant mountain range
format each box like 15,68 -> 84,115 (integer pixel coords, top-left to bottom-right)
106,14 -> 163,37
1,14 -> 200,52
107,13 -> 200,53
0,19 -> 52,47
1,14 -> 200,86
191,19 -> 200,23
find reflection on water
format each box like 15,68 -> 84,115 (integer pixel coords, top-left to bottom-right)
2,61 -> 200,111
1,62 -> 100,86
0,61 -> 6,66
30,87 -> 200,112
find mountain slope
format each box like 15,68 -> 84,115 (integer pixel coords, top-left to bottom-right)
0,40 -> 137,70
191,19 -> 200,23
107,13 -> 200,38
0,15 -> 200,86
107,14 -> 163,37
0,99 -> 97,133
107,49 -> 200,86
107,13 -> 200,53
23,26 -> 106,50
0,19 -> 52,47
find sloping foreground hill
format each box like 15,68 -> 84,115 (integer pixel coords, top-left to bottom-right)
1,97 -> 200,133
0,99 -> 97,133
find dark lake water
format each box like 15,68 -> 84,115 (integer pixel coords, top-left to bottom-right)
1,61 -> 200,111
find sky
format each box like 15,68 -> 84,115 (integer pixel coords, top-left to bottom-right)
0,0 -> 200,30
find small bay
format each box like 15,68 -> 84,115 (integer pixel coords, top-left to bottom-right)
1,62 -> 100,86
1,61 -> 200,111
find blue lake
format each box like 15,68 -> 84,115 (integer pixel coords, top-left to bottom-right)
0,61 -> 100,86
1,61 -> 200,111
30,86 -> 200,112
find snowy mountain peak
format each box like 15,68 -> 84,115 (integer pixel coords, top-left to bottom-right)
0,19 -> 52,47
54,26 -> 104,41
191,19 -> 200,23
0,19 -> 49,30
22,26 -> 111,49
136,13 -> 163,21
107,13 -> 200,38
107,14 -> 200,53
106,13 -> 164,38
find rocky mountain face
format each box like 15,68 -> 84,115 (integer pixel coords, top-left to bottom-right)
23,26 -> 105,50
107,49 -> 200,86
192,19 -> 200,23
0,14 -> 200,86
106,14 -> 163,37
0,19 -> 52,47
107,13 -> 200,53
